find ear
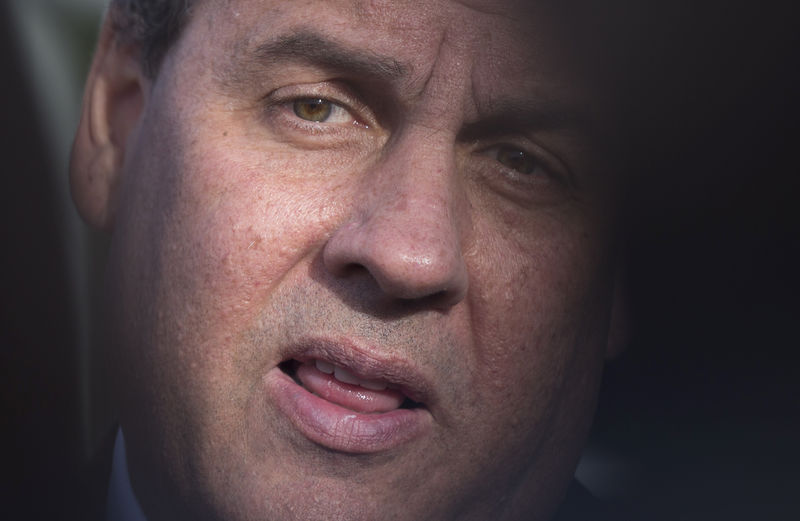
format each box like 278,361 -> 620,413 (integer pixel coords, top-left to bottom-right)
70,14 -> 147,231
605,262 -> 630,360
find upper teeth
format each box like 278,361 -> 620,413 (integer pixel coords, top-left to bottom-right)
315,359 -> 388,391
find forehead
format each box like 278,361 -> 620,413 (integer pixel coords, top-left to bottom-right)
186,0 -> 593,113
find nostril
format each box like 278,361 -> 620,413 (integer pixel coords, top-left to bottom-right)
322,187 -> 468,307
324,229 -> 468,305
333,261 -> 371,279
390,288 -> 462,314
322,222 -> 368,277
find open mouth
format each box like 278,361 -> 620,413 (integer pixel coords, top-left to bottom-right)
266,342 -> 433,453
278,359 -> 424,413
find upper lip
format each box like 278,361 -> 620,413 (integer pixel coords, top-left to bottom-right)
279,336 -> 435,406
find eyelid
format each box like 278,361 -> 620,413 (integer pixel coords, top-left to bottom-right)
476,139 -> 573,187
264,81 -> 377,128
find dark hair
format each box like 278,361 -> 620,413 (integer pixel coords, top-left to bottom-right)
110,0 -> 196,77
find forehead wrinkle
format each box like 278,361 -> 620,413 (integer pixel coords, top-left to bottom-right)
253,30 -> 410,81
213,25 -> 413,93
409,27 -> 448,103
465,97 -> 592,135
395,20 -> 485,134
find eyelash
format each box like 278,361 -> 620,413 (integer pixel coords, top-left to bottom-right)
476,141 -> 569,188
261,85 -> 572,197
263,84 -> 374,138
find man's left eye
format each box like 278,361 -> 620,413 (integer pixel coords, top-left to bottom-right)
485,145 -> 539,175
292,98 -> 352,124
496,146 -> 537,175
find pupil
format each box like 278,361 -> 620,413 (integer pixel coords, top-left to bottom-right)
499,147 -> 535,174
294,99 -> 332,122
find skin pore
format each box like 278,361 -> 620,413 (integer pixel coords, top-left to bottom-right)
71,1 -> 625,520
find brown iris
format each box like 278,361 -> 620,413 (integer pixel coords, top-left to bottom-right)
496,146 -> 537,174
293,98 -> 333,122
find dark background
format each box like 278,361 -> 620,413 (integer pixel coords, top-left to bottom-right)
1,2 -> 798,520
592,1 -> 800,518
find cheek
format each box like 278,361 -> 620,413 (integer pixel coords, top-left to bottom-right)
108,122 -> 360,475
150,145 -> 347,334
464,208 -> 612,413
110,121 -> 355,407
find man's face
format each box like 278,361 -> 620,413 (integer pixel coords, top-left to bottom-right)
97,1 -> 620,519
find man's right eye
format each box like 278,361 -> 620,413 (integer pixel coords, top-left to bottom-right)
261,84 -> 383,147
291,98 -> 353,125
293,98 -> 331,121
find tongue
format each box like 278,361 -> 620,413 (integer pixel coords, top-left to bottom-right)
296,362 -> 405,414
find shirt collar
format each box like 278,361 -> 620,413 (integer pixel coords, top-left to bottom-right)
106,429 -> 148,521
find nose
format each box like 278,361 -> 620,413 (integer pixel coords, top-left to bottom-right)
322,134 -> 469,309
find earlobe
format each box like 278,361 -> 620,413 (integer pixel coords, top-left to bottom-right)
70,15 -> 146,231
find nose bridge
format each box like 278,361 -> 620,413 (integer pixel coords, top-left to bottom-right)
323,128 -> 469,307
372,130 -> 458,240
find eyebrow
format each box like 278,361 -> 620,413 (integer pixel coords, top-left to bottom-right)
251,30 -> 410,83
233,30 -> 595,139
460,99 -> 594,141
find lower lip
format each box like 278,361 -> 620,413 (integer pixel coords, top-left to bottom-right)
265,367 -> 431,454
